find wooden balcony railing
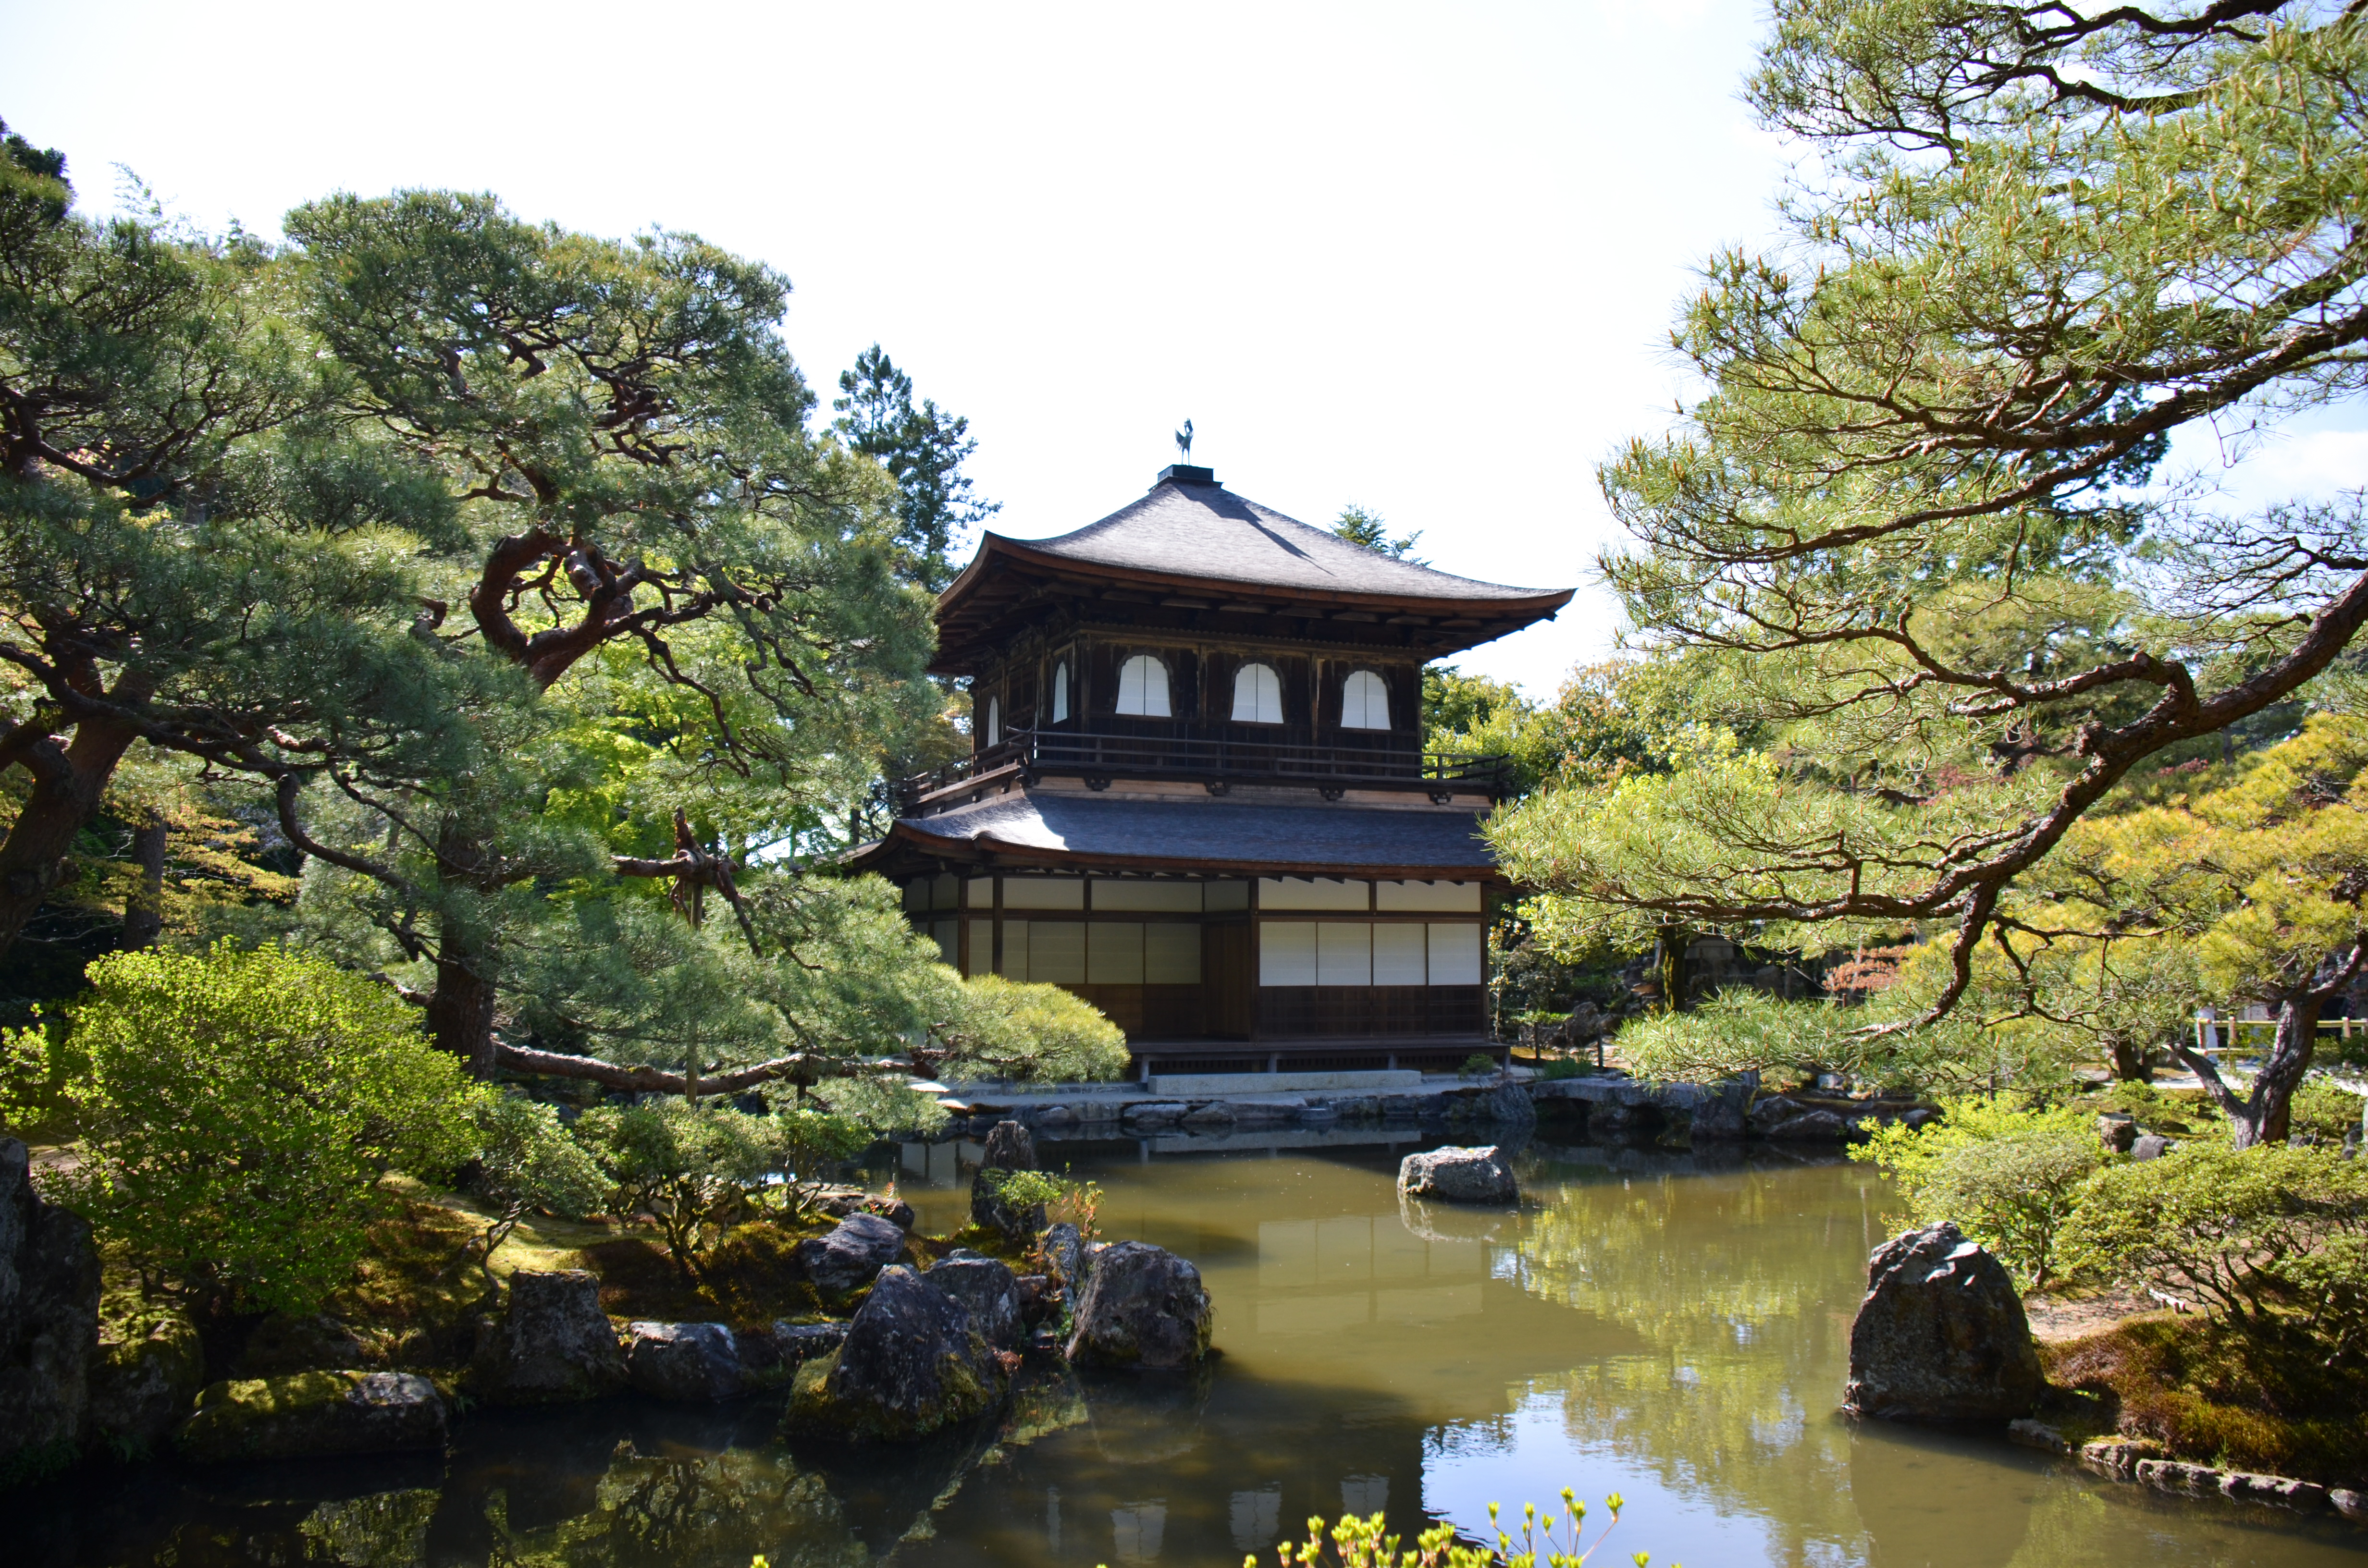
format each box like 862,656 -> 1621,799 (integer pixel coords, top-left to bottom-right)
897,727 -> 1512,812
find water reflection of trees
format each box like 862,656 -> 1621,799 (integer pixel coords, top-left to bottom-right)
1508,1152 -> 1883,1560
478,1447 -> 868,1568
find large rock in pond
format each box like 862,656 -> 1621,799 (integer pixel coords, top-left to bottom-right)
783,1265 -> 1005,1441
470,1269 -> 628,1404
86,1299 -> 205,1455
1845,1222 -> 2043,1421
796,1212 -> 907,1297
982,1119 -> 1039,1171
1397,1145 -> 1518,1205
178,1371 -> 447,1462
0,1137 -> 99,1483
625,1321 -> 745,1401
737,1320 -> 846,1391
1064,1241 -> 1211,1371
928,1252 -> 1025,1350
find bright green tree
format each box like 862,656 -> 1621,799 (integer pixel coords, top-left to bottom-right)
2010,714 -> 2368,1145
19,943 -> 481,1313
1494,2 -> 2368,1041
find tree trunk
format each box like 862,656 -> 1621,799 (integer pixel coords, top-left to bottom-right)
0,718 -> 146,953
1657,926 -> 1694,1014
2106,1035 -> 2152,1083
2184,997 -> 2318,1149
425,947 -> 500,1079
123,808 -> 167,950
2239,998 -> 2318,1149
420,815 -> 507,1078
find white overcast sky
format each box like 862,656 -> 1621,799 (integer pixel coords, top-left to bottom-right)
6,1 -> 2364,696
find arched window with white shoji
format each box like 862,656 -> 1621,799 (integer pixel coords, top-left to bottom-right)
1341,669 -> 1390,730
1114,654 -> 1172,717
984,695 -> 1001,747
1049,660 -> 1071,723
1231,662 -> 1283,724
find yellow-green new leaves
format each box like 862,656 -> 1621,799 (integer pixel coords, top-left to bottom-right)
2029,714 -> 2368,1007
934,974 -> 1129,1084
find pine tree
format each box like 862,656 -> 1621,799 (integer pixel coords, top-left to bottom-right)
833,344 -> 999,591
273,192 -> 942,1075
1495,2 -> 2368,1028
1330,504 -> 1426,564
0,119 -> 444,961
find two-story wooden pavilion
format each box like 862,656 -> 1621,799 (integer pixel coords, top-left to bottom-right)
850,463 -> 1573,1077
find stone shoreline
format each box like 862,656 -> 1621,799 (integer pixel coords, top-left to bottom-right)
932,1071 -> 1931,1146
2001,1421 -> 2368,1523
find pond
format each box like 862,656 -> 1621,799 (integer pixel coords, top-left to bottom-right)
19,1134 -> 2366,1568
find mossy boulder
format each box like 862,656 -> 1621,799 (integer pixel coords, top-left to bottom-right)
782,1265 -> 1005,1441
177,1370 -> 447,1462
793,1213 -> 906,1298
469,1269 -> 627,1404
86,1296 -> 204,1454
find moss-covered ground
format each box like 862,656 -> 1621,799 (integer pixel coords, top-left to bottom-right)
2043,1312 -> 2368,1486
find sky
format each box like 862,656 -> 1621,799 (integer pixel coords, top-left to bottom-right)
6,1 -> 2364,697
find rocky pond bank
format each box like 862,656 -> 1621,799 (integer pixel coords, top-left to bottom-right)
1845,1218 -> 2368,1528
0,1122 -> 1213,1485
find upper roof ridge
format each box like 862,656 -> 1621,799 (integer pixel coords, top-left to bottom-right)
987,474 -> 1557,602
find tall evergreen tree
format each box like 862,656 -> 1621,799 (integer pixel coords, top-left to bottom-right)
833,344 -> 998,592
1331,503 -> 1426,564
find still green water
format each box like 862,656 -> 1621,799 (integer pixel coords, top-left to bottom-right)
22,1137 -> 2365,1567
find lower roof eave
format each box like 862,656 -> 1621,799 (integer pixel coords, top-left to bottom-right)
851,822 -> 1501,884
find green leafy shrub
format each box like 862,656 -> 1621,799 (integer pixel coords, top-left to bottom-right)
0,1018 -> 88,1140
982,1168 -> 1066,1212
470,1094 -> 609,1273
932,974 -> 1129,1082
1854,1098 -> 2105,1287
2063,1143 -> 2368,1331
1458,1054 -> 1499,1079
771,1102 -> 874,1215
981,1167 -> 1103,1241
35,943 -> 481,1314
574,1100 -> 789,1281
2290,1078 -> 2366,1142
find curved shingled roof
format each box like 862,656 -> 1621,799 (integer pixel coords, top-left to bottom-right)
851,789 -> 1499,879
999,471 -> 1559,602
